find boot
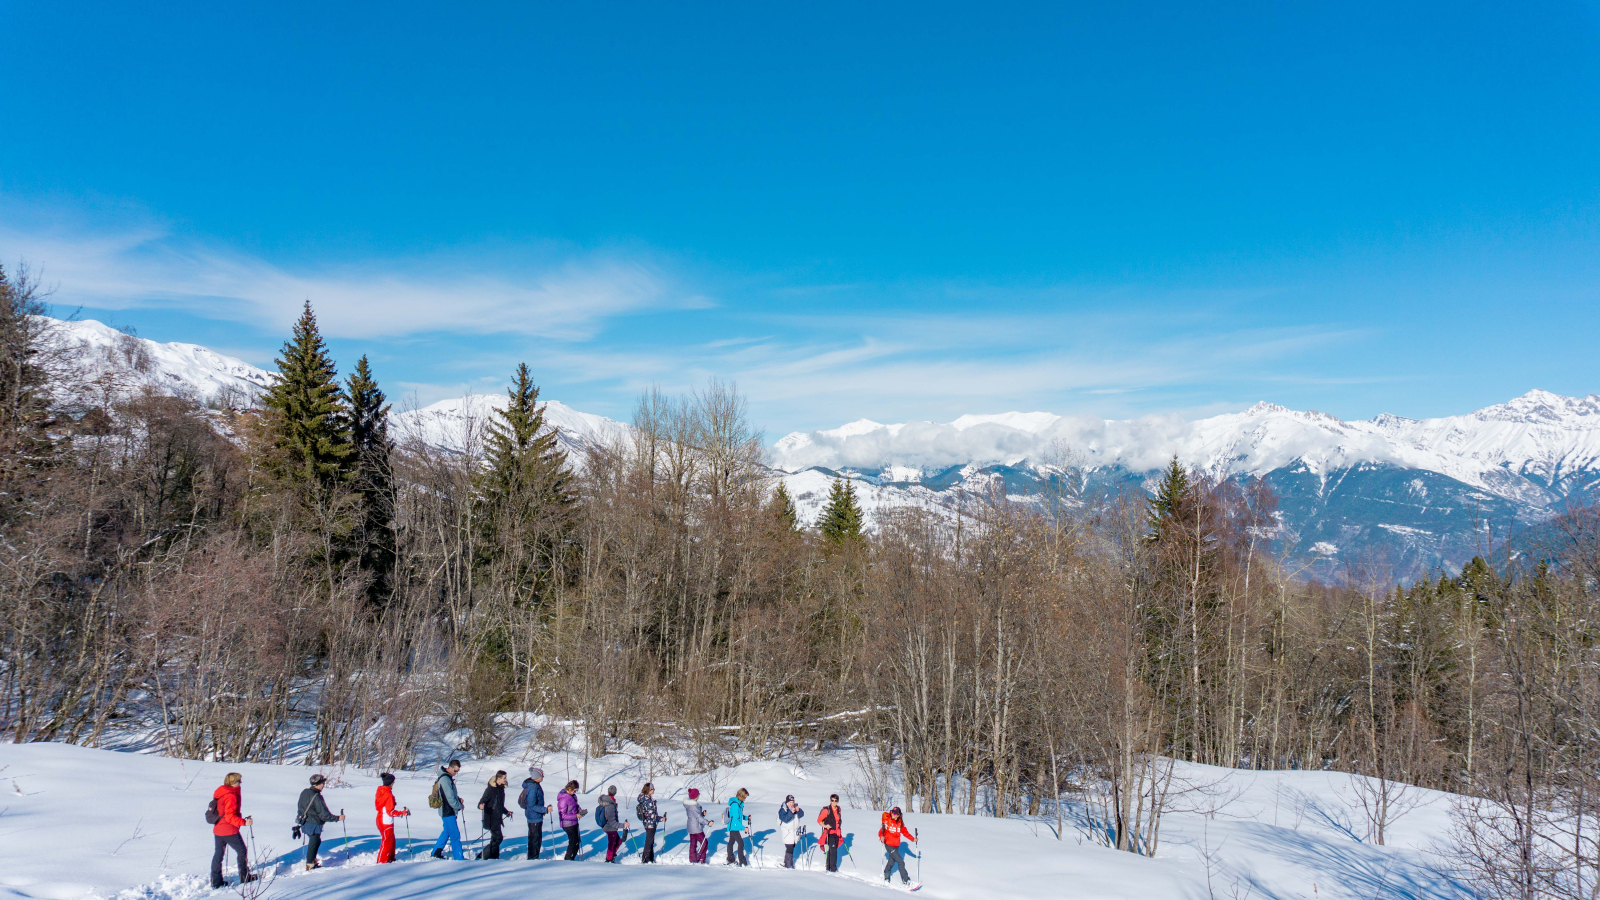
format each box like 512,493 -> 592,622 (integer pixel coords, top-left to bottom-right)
431,848 -> 445,859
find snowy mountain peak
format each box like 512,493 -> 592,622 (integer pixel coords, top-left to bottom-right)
47,316 -> 273,406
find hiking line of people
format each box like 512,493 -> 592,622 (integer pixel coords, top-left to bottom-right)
204,763 -> 920,890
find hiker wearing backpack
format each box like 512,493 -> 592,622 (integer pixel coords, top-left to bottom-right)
375,773 -> 410,864
429,760 -> 465,860
817,794 -> 844,872
636,783 -> 665,864
557,780 -> 586,860
518,767 -> 547,860
208,772 -> 256,889
778,795 -> 805,868
724,788 -> 749,867
296,774 -> 344,871
683,788 -> 711,864
598,785 -> 626,863
879,806 -> 916,886
476,770 -> 512,859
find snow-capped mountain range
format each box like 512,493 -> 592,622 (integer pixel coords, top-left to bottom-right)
51,317 -> 1599,578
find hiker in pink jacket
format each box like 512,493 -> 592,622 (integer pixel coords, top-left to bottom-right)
557,780 -> 586,860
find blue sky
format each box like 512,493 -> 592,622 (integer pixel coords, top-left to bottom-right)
3,1 -> 1599,434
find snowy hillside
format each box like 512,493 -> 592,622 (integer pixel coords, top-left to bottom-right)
47,317 -> 274,406
0,738 -> 1464,900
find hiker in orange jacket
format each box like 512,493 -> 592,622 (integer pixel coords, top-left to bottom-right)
209,773 -> 256,888
879,806 -> 916,886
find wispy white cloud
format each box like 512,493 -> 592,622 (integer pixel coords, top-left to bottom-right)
0,208 -> 690,340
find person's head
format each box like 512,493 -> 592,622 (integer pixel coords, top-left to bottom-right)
309,774 -> 327,790
607,785 -> 617,797
687,788 -> 700,800
829,793 -> 840,805
565,780 -> 579,793
529,767 -> 544,782
380,773 -> 396,787
493,770 -> 507,786
736,788 -> 749,801
224,772 -> 242,787
890,806 -> 903,820
446,759 -> 461,773
642,782 -> 654,796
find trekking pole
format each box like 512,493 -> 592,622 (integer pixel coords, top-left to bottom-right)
405,816 -> 412,861
915,828 -> 920,882
248,822 -> 260,878
339,810 -> 350,864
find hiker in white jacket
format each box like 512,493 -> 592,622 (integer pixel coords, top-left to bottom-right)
683,788 -> 712,864
777,794 -> 805,868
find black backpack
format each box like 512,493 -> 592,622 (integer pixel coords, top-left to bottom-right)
205,798 -> 221,825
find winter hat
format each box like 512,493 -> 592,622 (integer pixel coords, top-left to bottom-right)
380,773 -> 395,786
785,794 -> 795,803
890,806 -> 902,816
687,788 -> 700,799
528,767 -> 544,779
309,774 -> 326,786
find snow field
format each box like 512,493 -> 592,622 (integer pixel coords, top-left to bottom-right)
0,741 -> 1471,900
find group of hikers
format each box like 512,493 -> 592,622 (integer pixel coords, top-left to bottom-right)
207,761 -> 919,889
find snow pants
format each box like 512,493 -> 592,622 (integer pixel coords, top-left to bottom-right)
884,844 -> 910,883
725,831 -> 748,866
604,831 -> 623,862
641,827 -> 657,863
688,832 -> 707,863
480,821 -> 502,859
783,842 -> 797,868
210,833 -> 248,887
526,822 -> 543,859
377,824 -> 396,863
563,824 -> 581,860
825,833 -> 840,872
433,815 -> 463,860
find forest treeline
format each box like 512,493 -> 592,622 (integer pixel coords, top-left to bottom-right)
2,265 -> 1597,896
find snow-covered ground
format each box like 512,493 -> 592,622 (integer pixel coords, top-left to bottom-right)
0,739 -> 1467,900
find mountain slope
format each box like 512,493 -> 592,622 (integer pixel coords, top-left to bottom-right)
48,317 -> 274,406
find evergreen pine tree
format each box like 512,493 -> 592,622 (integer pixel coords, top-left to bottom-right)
818,477 -> 865,546
263,302 -> 351,484
769,481 -> 800,533
482,362 -> 571,513
345,355 -> 395,604
1147,455 -> 1192,540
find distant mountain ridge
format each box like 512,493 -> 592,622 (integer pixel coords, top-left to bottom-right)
52,316 -> 1597,578
774,391 -> 1600,578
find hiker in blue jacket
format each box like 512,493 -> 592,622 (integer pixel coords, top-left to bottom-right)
430,760 -> 465,860
519,767 -> 547,859
724,788 -> 749,867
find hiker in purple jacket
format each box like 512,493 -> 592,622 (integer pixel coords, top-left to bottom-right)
558,780 -> 586,860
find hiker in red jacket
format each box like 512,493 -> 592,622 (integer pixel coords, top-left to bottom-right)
210,773 -> 257,888
817,793 -> 845,872
375,773 -> 410,864
879,806 -> 916,886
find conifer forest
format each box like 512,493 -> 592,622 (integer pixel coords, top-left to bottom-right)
3,264 -> 1599,894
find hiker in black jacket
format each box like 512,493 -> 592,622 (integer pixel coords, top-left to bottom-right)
296,774 -> 344,871
477,770 -> 512,859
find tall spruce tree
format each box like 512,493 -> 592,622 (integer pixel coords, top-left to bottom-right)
482,363 -> 571,514
769,481 -> 801,533
263,302 -> 351,484
0,264 -> 54,487
818,477 -> 865,546
345,355 -> 395,604
1147,455 -> 1193,540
